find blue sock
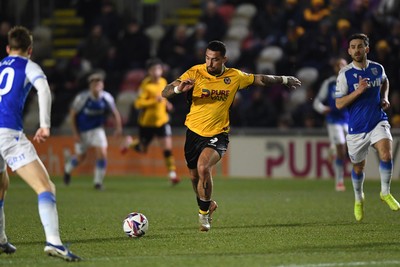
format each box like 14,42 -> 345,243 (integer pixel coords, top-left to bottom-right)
65,156 -> 79,174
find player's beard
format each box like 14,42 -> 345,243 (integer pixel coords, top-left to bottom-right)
352,53 -> 365,63
207,66 -> 223,76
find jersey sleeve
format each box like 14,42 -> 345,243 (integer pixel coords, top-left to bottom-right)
103,91 -> 117,111
26,60 -> 51,128
335,71 -> 348,98
178,65 -> 197,82
237,70 -> 254,89
71,92 -> 88,112
313,79 -> 329,114
26,60 -> 47,84
381,64 -> 387,82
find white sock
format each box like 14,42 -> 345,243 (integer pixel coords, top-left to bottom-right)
351,170 -> 365,202
334,159 -> 344,184
0,202 -> 7,244
380,160 -> 393,195
169,171 -> 177,180
94,165 -> 106,185
38,192 -> 62,246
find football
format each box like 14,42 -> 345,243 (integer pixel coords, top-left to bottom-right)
122,212 -> 149,237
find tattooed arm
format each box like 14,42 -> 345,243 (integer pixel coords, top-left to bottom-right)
162,79 -> 195,99
253,75 -> 301,90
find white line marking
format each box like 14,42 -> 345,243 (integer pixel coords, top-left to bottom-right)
274,260 -> 400,267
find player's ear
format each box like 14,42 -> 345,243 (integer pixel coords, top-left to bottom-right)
365,46 -> 370,54
6,45 -> 10,54
27,46 -> 33,56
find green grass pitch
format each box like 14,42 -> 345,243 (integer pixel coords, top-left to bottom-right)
1,175 -> 400,267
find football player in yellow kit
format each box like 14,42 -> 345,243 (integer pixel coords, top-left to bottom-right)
162,40 -> 301,231
121,58 -> 180,185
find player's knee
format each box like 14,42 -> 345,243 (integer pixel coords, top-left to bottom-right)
352,166 -> 364,175
197,163 -> 211,177
379,153 -> 392,163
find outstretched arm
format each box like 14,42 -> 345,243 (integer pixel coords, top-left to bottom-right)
253,75 -> 301,90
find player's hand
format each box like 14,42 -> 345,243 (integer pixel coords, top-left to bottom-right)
286,76 -> 301,90
178,79 -> 195,93
323,107 -> 331,115
33,127 -> 50,143
357,76 -> 370,93
381,98 -> 390,110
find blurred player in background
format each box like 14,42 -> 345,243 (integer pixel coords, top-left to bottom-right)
63,69 -> 122,190
121,58 -> 180,185
0,26 -> 80,261
162,40 -> 301,232
336,33 -> 399,222
313,58 -> 349,192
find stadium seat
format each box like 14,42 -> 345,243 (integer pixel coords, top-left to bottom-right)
229,16 -> 250,27
256,61 -> 276,74
217,4 -> 235,25
259,46 -> 283,62
116,90 -> 138,125
256,46 -> 283,74
145,25 -> 165,57
119,69 -> 146,92
226,45 -> 241,64
235,3 -> 257,19
223,39 -> 242,64
225,24 -> 249,41
32,26 -> 52,60
296,67 -> 319,87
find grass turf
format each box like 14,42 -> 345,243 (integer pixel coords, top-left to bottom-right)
1,176 -> 400,267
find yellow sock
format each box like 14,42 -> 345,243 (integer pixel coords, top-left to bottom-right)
165,155 -> 176,172
199,209 -> 209,215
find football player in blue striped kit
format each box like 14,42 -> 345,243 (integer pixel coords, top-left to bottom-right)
0,26 -> 80,261
335,33 -> 400,222
313,58 -> 349,192
63,70 -> 122,190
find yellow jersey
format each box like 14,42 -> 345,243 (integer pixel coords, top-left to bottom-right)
179,63 -> 254,137
134,76 -> 169,127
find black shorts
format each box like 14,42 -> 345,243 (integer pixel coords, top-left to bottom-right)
139,124 -> 171,147
184,128 -> 229,169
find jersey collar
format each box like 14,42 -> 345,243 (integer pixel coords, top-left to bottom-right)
351,60 -> 370,70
